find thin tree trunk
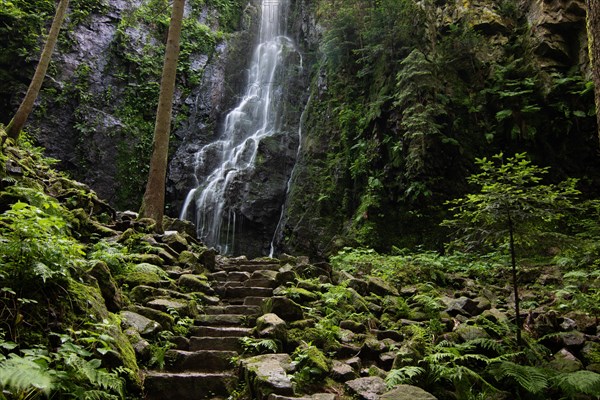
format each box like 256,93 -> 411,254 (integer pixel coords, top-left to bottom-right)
5,0 -> 70,142
587,0 -> 600,144
507,210 -> 521,348
139,0 -> 186,232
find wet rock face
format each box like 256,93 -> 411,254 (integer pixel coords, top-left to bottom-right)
525,0 -> 588,70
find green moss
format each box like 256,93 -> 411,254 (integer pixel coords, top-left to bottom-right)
120,263 -> 169,286
106,313 -> 141,389
70,279 -> 109,322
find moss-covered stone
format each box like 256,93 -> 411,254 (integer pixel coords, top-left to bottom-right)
121,263 -> 170,286
70,279 -> 109,322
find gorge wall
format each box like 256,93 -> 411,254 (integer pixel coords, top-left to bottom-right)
1,0 -> 598,258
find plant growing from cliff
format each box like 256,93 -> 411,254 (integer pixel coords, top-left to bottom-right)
4,0 -> 70,143
442,153 -> 580,346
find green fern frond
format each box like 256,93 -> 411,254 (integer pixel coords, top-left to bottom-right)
82,389 -> 120,400
385,366 -> 425,388
550,370 -> 600,397
90,368 -> 124,396
0,355 -> 54,395
239,337 -> 279,355
490,361 -> 548,394
468,337 -> 506,355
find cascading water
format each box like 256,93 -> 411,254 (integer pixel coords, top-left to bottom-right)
180,0 -> 300,254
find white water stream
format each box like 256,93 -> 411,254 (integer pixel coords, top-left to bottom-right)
180,0 -> 298,254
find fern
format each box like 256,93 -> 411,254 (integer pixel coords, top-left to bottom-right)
82,389 -> 121,400
385,366 -> 425,388
550,370 -> 600,397
239,337 -> 279,355
489,361 -> 548,394
0,355 -> 54,396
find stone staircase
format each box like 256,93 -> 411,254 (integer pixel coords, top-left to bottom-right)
143,257 -> 280,400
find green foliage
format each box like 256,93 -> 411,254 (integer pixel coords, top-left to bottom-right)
0,333 -> 124,399
554,269 -> 600,319
330,247 -> 451,286
87,240 -> 129,276
489,361 -> 548,395
0,200 -> 83,291
443,153 -> 580,254
394,49 -> 447,202
291,342 -> 330,393
239,337 -> 279,355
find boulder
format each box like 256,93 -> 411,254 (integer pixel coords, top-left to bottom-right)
177,274 -> 213,293
264,296 -> 304,321
549,348 -> 583,372
123,263 -> 169,286
345,376 -> 387,400
340,320 -> 366,333
121,310 -> 162,336
380,384 -> 437,400
348,278 -> 370,296
128,305 -> 174,330
256,313 -> 288,343
87,260 -> 123,312
146,298 -> 190,315
331,360 -> 357,382
241,354 -> 294,399
443,296 -> 482,317
198,247 -> 217,271
160,231 -> 189,253
368,277 -> 399,296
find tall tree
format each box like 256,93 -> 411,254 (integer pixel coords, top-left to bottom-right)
587,0 -> 600,143
4,0 -> 70,142
442,153 -> 579,347
139,0 -> 186,232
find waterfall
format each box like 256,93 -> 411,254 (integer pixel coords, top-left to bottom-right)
180,0 -> 299,254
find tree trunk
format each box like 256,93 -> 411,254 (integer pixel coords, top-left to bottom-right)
507,210 -> 522,348
139,0 -> 186,232
587,0 -> 600,144
5,0 -> 70,142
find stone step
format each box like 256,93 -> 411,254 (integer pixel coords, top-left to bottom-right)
223,286 -> 273,298
243,278 -> 278,288
189,326 -> 252,338
207,271 -> 229,281
227,271 -> 252,281
244,296 -> 268,306
143,371 -> 237,399
165,349 -> 236,372
221,264 -> 280,273
205,305 -> 260,315
190,336 -> 242,351
213,281 -> 244,291
195,314 -> 251,326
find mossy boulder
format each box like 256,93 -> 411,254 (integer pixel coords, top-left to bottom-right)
263,296 -> 304,321
256,313 -> 288,343
177,274 -> 212,293
122,263 -> 169,286
241,354 -> 294,399
88,260 -> 123,312
128,305 -> 174,330
70,279 -> 109,321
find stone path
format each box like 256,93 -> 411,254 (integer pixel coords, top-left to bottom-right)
143,258 -> 278,400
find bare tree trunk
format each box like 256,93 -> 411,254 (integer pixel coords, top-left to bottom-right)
139,0 -> 186,232
587,0 -> 600,144
5,0 -> 70,142
507,210 -> 521,349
